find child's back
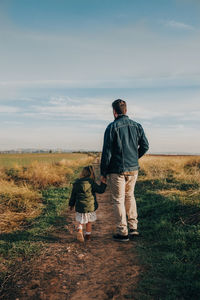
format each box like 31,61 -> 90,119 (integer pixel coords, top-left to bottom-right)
69,176 -> 106,213
69,165 -> 107,242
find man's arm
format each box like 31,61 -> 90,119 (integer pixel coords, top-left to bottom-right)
100,124 -> 113,177
92,181 -> 107,194
138,125 -> 149,158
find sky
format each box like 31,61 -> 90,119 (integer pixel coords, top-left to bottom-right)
0,0 -> 200,153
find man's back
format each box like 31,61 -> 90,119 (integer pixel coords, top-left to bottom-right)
100,114 -> 149,176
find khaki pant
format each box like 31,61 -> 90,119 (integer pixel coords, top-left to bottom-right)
109,172 -> 138,236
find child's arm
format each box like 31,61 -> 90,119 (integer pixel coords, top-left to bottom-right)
69,183 -> 77,208
92,181 -> 107,194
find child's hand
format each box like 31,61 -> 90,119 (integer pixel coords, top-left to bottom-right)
101,176 -> 107,184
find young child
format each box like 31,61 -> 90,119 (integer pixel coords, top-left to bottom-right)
69,165 -> 107,242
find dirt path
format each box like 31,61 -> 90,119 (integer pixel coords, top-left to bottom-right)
14,163 -> 141,300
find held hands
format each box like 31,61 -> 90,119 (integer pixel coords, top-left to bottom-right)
100,176 -> 107,184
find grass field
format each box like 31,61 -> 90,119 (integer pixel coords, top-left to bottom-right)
0,154 -> 199,299
0,152 -> 91,168
135,155 -> 200,299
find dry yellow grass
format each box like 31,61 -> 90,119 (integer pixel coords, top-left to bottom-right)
21,162 -> 73,188
0,180 -> 42,233
56,156 -> 94,168
3,156 -> 95,189
140,155 -> 200,184
0,154 -> 96,233
0,167 -> 8,180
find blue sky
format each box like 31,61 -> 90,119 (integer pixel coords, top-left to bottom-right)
0,0 -> 200,152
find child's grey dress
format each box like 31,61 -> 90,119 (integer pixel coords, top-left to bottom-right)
76,212 -> 97,224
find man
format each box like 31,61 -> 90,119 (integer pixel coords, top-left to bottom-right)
100,99 -> 149,242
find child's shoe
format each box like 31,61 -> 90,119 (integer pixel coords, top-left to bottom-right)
77,231 -> 84,242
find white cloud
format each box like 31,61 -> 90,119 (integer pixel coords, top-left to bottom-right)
165,20 -> 194,30
3,121 -> 23,125
17,94 -> 198,123
1,73 -> 200,92
31,99 -> 112,121
0,105 -> 20,113
181,110 -> 200,121
49,96 -> 73,105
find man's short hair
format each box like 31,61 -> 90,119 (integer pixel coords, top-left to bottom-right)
112,99 -> 127,115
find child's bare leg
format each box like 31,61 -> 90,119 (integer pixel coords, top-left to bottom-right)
77,223 -> 83,232
77,223 -> 84,242
86,222 -> 92,233
85,222 -> 92,240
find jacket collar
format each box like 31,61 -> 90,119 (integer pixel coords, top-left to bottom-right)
115,114 -> 128,120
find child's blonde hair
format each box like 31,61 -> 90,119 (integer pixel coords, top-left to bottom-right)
80,165 -> 95,180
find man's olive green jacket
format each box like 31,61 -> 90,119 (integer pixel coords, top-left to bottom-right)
69,177 -> 107,213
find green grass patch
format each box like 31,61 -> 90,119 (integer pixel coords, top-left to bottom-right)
0,186 -> 70,259
135,178 -> 200,300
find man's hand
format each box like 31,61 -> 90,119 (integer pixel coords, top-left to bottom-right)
100,176 -> 107,184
